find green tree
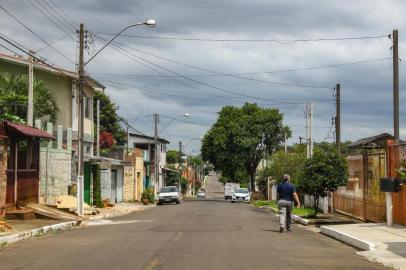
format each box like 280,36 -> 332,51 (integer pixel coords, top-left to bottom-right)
202,103 -> 289,191
166,150 -> 180,164
0,72 -> 58,123
300,146 -> 348,216
93,90 -> 126,146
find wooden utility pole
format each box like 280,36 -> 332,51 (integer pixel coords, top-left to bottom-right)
335,84 -> 341,155
178,141 -> 182,191
27,50 -> 34,126
77,23 -> 85,217
154,113 -> 159,198
393,29 -> 400,170
96,99 -> 100,157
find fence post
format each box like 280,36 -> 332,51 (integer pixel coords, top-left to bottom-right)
67,128 -> 72,151
46,122 -> 53,149
57,125 -> 63,150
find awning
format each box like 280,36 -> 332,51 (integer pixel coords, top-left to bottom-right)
163,167 -> 180,173
4,121 -> 54,140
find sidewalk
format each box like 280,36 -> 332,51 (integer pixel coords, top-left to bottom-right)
321,223 -> 406,270
0,202 -> 151,246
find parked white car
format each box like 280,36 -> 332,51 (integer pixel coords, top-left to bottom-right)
197,190 -> 206,198
158,186 -> 181,205
231,188 -> 250,203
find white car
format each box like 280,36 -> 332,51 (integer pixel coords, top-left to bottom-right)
158,186 -> 181,205
197,190 -> 206,198
231,188 -> 250,203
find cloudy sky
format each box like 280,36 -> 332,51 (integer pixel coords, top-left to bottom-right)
0,0 -> 405,154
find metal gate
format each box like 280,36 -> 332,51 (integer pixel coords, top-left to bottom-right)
364,153 -> 386,222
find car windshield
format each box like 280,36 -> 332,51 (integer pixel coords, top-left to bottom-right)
234,189 -> 248,194
161,187 -> 177,193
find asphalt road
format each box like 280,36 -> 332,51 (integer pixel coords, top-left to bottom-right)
0,175 -> 386,270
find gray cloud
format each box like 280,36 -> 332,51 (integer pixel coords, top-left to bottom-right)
1,0 -> 406,153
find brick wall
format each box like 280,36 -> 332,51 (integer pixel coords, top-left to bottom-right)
123,165 -> 135,201
39,147 -> 72,205
0,139 -> 7,217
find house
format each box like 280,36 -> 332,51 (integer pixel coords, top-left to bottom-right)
127,133 -> 169,192
0,121 -> 53,214
0,53 -> 104,158
333,133 -> 406,224
0,52 -> 104,207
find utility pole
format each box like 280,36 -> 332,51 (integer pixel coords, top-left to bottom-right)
77,23 -> 85,217
387,29 -> 400,227
179,141 -> 182,191
335,84 -> 341,156
27,50 -> 34,126
96,99 -> 100,157
154,113 -> 159,199
284,131 -> 288,154
126,119 -> 129,156
305,102 -> 313,158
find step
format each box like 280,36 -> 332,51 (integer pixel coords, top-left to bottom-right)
5,209 -> 36,220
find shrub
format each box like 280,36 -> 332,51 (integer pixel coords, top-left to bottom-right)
141,188 -> 155,204
251,191 -> 265,201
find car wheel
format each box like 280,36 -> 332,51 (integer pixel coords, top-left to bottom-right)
231,200 -> 235,203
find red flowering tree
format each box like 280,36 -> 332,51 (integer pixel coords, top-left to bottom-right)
100,131 -> 115,148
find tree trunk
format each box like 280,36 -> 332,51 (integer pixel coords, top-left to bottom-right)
250,170 -> 256,192
313,196 -> 319,217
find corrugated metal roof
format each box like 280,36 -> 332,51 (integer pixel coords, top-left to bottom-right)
4,121 -> 54,139
349,133 -> 393,148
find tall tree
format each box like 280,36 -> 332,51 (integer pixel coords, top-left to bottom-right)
93,90 -> 126,146
202,103 -> 289,191
0,72 -> 58,123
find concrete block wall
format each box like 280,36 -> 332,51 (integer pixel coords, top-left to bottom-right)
38,121 -> 73,206
39,148 -> 72,205
0,139 -> 7,217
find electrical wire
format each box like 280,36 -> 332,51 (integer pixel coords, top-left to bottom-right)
89,57 -> 392,78
96,36 -> 314,103
0,5 -> 74,65
104,44 -> 332,89
96,33 -> 389,43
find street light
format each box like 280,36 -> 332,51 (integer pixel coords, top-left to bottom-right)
159,113 -> 190,133
76,20 -> 156,216
85,20 -> 156,66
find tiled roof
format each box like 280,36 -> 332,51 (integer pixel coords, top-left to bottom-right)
4,121 -> 54,139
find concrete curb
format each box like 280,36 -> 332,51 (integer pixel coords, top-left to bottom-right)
0,220 -> 78,246
259,206 -> 310,226
320,226 -> 376,251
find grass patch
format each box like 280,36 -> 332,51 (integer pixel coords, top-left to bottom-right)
253,200 -> 315,218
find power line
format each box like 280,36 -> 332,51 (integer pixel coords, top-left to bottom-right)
0,33 -> 75,77
89,57 -> 391,78
97,36 -> 315,103
39,0 -> 77,32
28,0 -> 75,40
96,33 -> 389,43
104,44 -> 332,89
0,5 -> 74,65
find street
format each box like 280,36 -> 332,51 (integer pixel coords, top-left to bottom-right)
0,175 -> 385,270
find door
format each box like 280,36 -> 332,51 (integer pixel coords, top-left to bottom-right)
111,170 -> 117,203
116,167 -> 123,203
84,162 -> 91,205
364,153 -> 386,222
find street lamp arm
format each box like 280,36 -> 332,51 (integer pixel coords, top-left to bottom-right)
160,117 -> 180,133
85,23 -> 146,66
